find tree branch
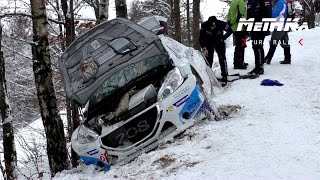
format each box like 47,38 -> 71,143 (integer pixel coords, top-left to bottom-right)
0,12 -> 64,24
2,45 -> 32,60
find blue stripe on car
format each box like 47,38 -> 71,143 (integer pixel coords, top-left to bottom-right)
80,155 -> 110,171
179,86 -> 204,122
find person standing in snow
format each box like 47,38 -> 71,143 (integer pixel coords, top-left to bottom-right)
247,0 -> 272,75
199,16 -> 232,86
264,0 -> 292,64
227,0 -> 249,69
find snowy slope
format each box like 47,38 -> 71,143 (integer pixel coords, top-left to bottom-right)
53,28 -> 320,180
13,112 -> 68,179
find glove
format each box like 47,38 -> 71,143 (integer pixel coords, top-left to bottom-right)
202,47 -> 209,57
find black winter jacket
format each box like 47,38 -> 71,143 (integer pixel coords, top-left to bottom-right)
247,0 -> 272,22
199,20 -> 232,49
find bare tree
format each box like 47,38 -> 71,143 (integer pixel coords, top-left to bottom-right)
129,0 -> 172,23
62,0 -> 76,46
186,0 -> 191,46
306,0 -> 316,28
61,0 -> 80,168
15,126 -> 48,179
192,0 -> 200,50
83,0 -> 100,21
173,0 -> 181,42
99,0 -> 109,22
0,21 -> 17,180
129,0 -> 145,22
30,0 -> 69,176
116,0 -> 128,18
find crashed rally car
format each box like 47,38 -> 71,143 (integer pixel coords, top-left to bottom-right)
59,16 -> 221,171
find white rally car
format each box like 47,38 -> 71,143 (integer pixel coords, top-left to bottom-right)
59,16 -> 221,171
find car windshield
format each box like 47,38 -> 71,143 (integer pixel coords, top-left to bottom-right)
90,55 -> 168,106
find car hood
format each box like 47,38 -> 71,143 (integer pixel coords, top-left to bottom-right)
59,18 -> 169,105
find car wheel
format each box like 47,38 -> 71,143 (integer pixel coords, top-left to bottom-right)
193,72 -> 222,121
201,88 -> 222,121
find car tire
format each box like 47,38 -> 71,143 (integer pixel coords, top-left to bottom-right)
193,72 -> 222,121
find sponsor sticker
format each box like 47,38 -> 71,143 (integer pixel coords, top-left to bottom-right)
173,95 -> 190,107
166,105 -> 174,112
100,151 -> 109,162
173,86 -> 191,98
87,149 -> 99,156
91,40 -> 101,50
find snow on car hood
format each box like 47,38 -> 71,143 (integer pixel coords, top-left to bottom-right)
59,18 -> 170,105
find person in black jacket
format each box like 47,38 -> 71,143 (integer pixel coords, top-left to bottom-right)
199,16 -> 232,84
247,0 -> 272,75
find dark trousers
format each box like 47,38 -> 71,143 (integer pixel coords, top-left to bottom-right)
206,42 -> 228,77
266,31 -> 291,62
251,32 -> 266,71
233,32 -> 246,67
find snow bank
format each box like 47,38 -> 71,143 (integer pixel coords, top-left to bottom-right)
54,28 -> 320,179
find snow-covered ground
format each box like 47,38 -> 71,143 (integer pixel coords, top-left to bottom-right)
52,28 -> 320,179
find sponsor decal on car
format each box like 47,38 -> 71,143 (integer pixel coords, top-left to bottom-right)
166,105 -> 174,112
87,149 -> 99,156
179,86 -> 204,122
100,151 -> 109,163
173,95 -> 190,107
173,85 -> 191,98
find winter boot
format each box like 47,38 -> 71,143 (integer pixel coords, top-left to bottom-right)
248,67 -> 264,75
220,75 -> 228,87
249,47 -> 264,75
234,47 -> 247,69
240,47 -> 249,68
264,45 -> 277,64
280,46 -> 291,64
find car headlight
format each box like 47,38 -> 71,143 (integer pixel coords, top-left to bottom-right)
77,124 -> 99,144
158,67 -> 184,101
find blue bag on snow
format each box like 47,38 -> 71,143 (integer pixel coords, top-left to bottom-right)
261,79 -> 284,86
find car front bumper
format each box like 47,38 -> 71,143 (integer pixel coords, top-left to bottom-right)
71,74 -> 207,170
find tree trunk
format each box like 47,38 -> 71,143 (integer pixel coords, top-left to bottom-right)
169,0 -> 174,37
307,0 -> 316,28
173,0 -> 181,42
186,0 -> 191,46
55,0 -> 65,51
95,0 -> 100,21
115,0 -> 128,18
61,0 -> 75,46
30,0 -> 69,176
83,0 -> 100,22
192,0 -> 201,50
61,0 -> 80,168
0,24 -> 17,180
99,0 -> 109,23
66,99 -> 72,141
